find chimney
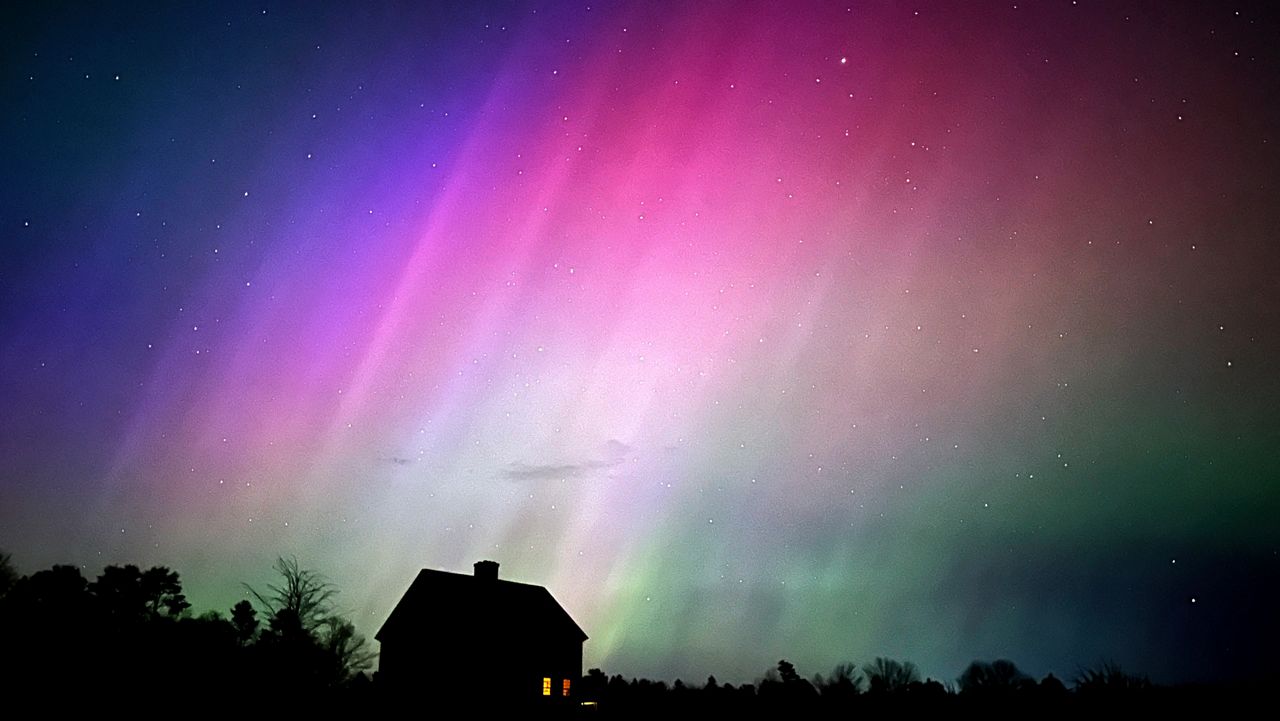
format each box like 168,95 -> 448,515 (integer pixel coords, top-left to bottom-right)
474,560 -> 499,580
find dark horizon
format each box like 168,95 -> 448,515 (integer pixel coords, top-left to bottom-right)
2,550 -> 1276,710
2,0 -> 1278,689
2,550 -> 1276,690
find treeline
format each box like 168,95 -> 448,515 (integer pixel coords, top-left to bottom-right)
576,656 -> 1272,715
575,658 -> 1191,715
0,552 -> 1268,712
0,552 -> 374,704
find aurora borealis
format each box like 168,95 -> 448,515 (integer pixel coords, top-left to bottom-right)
2,0 -> 1278,685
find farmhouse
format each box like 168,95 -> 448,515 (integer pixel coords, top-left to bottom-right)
375,561 -> 587,704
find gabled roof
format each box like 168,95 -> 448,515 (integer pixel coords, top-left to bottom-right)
375,568 -> 588,642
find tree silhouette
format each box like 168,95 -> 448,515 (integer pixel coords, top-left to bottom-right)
18,564 -> 89,608
816,661 -> 864,700
89,564 -> 189,621
246,556 -> 372,687
1074,661 -> 1151,694
141,566 -> 190,618
864,657 -> 920,694
0,551 -> 16,598
230,599 -> 258,644
1038,672 -> 1068,696
759,659 -> 817,702
958,658 -> 1034,694
321,615 -> 376,682
246,556 -> 337,635
581,667 -> 609,701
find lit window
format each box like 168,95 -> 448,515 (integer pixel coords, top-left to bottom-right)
542,677 -> 551,696
563,679 -> 571,696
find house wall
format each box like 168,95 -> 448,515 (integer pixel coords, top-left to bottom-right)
379,626 -> 582,705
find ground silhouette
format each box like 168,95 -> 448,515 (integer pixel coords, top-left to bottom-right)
0,551 -> 1272,713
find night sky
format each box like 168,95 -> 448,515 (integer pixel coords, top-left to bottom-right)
2,1 -> 1278,685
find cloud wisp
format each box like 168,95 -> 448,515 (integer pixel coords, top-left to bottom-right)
504,440 -> 632,481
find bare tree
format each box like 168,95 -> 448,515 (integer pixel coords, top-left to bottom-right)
245,556 -> 337,636
817,661 -> 864,698
863,657 -> 920,694
245,556 -> 375,685
322,616 -> 377,682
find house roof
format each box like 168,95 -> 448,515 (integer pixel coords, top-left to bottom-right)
375,567 -> 588,643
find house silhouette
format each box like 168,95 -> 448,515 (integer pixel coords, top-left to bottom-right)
375,560 -> 587,705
